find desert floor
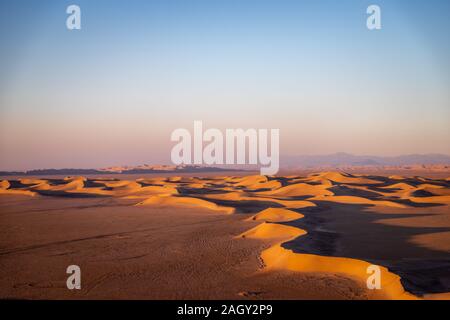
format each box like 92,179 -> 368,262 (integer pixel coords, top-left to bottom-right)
0,172 -> 449,299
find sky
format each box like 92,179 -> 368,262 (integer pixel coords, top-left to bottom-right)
0,0 -> 449,170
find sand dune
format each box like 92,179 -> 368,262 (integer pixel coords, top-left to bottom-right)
0,180 -> 10,189
19,178 -> 48,185
260,245 -> 416,300
257,183 -> 333,197
308,195 -> 407,208
233,175 -> 268,187
1,171 -> 449,299
0,188 -> 36,196
245,180 -> 282,191
249,208 -> 304,222
137,195 -> 235,214
306,171 -> 383,184
408,195 -> 450,204
239,222 -> 305,241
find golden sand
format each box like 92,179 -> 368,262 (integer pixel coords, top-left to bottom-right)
1,171 -> 449,299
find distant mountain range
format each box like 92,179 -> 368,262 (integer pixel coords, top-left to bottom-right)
1,154 -> 449,176
282,153 -> 450,168
0,165 -> 242,176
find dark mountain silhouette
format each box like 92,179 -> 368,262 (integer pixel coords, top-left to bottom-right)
0,165 -> 242,176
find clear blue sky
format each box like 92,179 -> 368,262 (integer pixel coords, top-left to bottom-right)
0,0 -> 449,170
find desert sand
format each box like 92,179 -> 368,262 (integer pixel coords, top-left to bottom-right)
0,172 -> 449,299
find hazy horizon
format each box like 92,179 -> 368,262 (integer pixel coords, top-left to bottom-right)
1,152 -> 450,172
1,0 -> 449,171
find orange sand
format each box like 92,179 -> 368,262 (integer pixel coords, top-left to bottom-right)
1,171 -> 449,299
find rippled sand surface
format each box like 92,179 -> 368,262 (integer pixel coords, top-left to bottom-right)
1,172 -> 449,299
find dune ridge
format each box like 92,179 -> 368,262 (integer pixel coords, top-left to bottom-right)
137,195 -> 235,214
240,209 -> 416,300
248,208 -> 304,222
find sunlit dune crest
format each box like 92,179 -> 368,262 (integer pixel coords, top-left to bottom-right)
308,171 -> 383,184
0,180 -> 10,189
257,183 -> 333,197
260,246 -> 417,300
249,208 -> 304,222
239,222 -> 305,241
137,195 -> 235,214
308,195 -> 407,208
